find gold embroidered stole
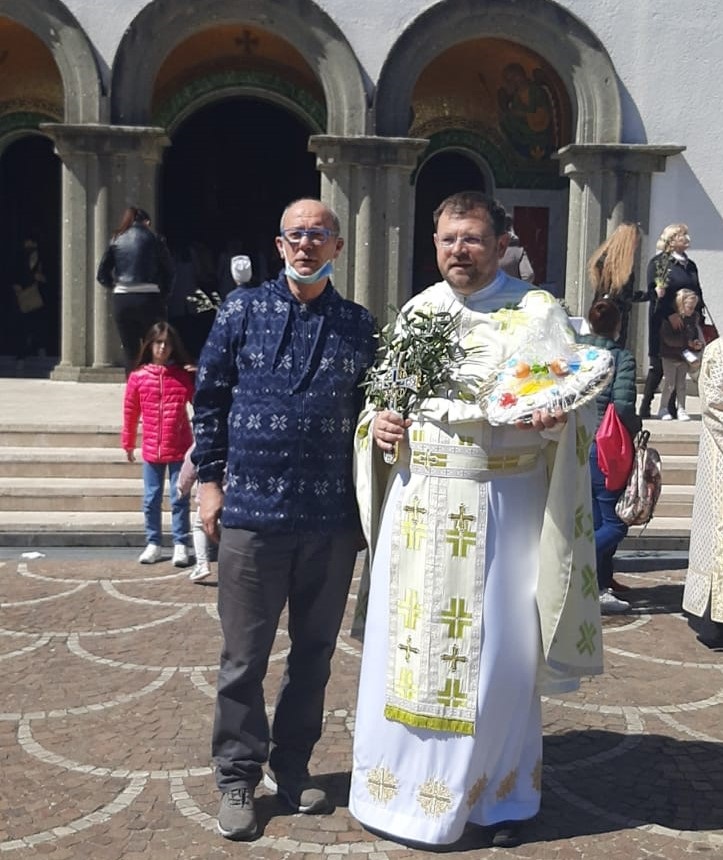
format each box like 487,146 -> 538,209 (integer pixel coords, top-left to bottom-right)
384,421 -> 540,735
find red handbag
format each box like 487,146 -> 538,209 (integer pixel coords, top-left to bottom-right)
596,403 -> 634,491
702,321 -> 719,345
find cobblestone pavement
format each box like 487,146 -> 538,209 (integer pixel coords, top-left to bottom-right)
1,550 -> 722,860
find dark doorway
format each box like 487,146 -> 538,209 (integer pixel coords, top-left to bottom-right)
412,151 -> 486,295
0,135 -> 61,373
159,97 -> 320,358
160,97 -> 320,283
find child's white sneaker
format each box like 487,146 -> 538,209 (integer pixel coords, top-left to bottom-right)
189,562 -> 212,582
139,543 -> 162,564
659,409 -> 673,421
677,409 -> 691,421
172,544 -> 190,567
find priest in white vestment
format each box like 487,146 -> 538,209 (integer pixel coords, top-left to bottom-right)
349,192 -> 604,848
683,336 -> 723,648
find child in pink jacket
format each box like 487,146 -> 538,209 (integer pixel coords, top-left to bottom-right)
122,322 -> 195,565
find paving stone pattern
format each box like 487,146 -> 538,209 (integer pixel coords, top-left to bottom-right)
1,552 -> 722,859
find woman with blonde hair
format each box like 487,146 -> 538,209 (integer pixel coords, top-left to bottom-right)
639,223 -> 705,418
587,221 -> 644,346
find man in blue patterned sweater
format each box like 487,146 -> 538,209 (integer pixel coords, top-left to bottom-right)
192,199 -> 376,841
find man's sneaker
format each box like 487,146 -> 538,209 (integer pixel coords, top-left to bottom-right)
263,769 -> 329,813
217,787 -> 258,841
138,543 -> 162,564
172,544 -> 190,567
600,588 -> 630,614
677,409 -> 691,421
189,562 -> 211,582
659,409 -> 673,421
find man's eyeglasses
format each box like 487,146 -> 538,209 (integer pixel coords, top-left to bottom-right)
280,228 -> 337,247
437,234 -> 497,249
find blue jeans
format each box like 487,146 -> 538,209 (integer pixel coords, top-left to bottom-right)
590,443 -> 628,590
142,460 -> 189,545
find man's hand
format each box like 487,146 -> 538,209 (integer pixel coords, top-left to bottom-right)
372,410 -> 412,453
515,407 -> 567,431
198,481 -> 224,543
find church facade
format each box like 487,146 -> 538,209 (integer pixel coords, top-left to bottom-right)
0,0 -> 718,378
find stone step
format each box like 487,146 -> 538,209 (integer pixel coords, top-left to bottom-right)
0,447 -> 142,478
0,428 -> 121,448
657,455 -> 698,485
0,510 -> 169,547
655,485 -> 694,518
0,477 -> 150,512
620,515 -> 691,552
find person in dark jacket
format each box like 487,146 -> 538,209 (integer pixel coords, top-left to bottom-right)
97,206 -> 174,375
579,299 -> 641,614
587,221 -> 644,348
192,198 -> 377,842
639,223 -> 706,418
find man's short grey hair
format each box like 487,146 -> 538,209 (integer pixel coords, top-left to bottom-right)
279,199 -> 341,235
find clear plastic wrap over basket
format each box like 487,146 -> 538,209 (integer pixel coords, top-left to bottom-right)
483,299 -> 614,426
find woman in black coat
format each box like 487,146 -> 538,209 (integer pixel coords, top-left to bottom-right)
639,223 -> 706,418
97,206 -> 174,375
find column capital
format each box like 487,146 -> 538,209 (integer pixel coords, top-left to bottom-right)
309,134 -> 428,171
40,123 -> 170,163
556,143 -> 686,177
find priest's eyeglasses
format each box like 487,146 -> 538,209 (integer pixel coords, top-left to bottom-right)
437,233 -> 497,249
280,227 -> 337,246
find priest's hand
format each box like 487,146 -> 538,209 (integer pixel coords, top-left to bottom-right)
515,407 -> 567,431
373,409 -> 412,453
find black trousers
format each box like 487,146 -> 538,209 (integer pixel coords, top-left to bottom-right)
640,356 -> 677,417
213,527 -> 358,792
112,292 -> 166,374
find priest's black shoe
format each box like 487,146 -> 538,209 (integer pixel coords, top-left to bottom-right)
490,820 -> 524,848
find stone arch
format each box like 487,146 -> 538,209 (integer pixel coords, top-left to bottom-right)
0,0 -> 102,125
111,0 -> 369,136
154,72 -> 326,136
375,0 -> 620,144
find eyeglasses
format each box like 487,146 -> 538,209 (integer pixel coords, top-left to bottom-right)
437,234 -> 497,249
280,227 -> 337,246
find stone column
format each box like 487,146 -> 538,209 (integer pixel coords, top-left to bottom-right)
556,143 -> 685,371
308,135 -> 428,324
40,123 -> 170,380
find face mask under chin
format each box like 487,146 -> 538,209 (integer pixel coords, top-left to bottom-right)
284,259 -> 334,285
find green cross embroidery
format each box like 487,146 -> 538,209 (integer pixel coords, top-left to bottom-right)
437,677 -> 467,707
576,620 -> 597,656
398,589 -> 422,630
438,597 -> 473,638
446,504 -> 476,558
575,506 -> 594,542
576,424 -> 593,466
456,435 -> 475,447
396,667 -> 417,700
398,635 -> 420,663
401,496 -> 427,550
581,564 -> 597,598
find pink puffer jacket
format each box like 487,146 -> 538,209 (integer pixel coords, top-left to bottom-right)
122,363 -> 195,463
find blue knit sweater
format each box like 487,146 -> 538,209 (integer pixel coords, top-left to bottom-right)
192,275 -> 376,533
